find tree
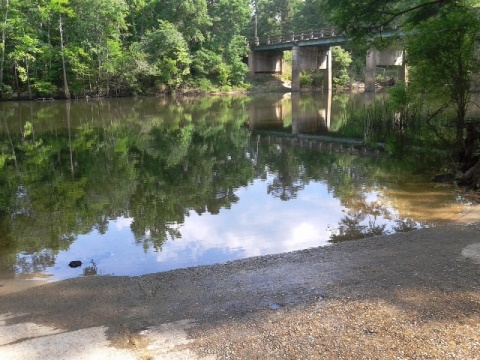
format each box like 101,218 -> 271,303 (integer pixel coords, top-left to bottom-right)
291,0 -> 330,32
39,0 -> 76,99
250,0 -> 302,37
0,0 -> 12,93
69,0 -> 129,96
332,46 -> 352,87
405,5 -> 480,148
9,33 -> 41,99
143,0 -> 211,46
134,21 -> 192,91
327,0 -> 480,188
204,0 -> 250,85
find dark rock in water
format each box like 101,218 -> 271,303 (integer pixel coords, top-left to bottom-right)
69,260 -> 82,268
432,173 -> 455,183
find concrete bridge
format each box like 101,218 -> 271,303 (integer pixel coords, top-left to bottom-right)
247,28 -> 406,92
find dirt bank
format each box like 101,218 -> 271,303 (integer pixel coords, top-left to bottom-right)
0,211 -> 479,359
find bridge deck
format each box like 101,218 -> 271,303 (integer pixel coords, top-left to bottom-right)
249,28 -> 401,51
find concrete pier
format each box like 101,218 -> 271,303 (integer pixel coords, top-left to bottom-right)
365,49 -> 407,92
248,50 -> 283,76
291,46 -> 332,92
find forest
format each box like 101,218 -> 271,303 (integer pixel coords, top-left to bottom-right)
2,1 -> 478,101
0,0 -> 332,99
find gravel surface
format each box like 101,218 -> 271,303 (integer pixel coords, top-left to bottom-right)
189,289 -> 480,359
184,223 -> 480,360
0,221 -> 479,359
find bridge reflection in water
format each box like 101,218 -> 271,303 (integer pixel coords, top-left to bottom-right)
245,91 -> 387,155
247,92 -> 332,135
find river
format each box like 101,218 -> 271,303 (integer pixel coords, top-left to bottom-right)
0,92 -> 474,294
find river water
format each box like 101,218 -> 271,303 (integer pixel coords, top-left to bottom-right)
0,93 -> 474,294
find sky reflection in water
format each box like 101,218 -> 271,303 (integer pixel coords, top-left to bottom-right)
0,94 -> 472,288
45,177 -> 404,281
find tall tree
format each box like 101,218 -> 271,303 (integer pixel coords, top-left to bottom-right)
406,4 -> 480,147
327,0 -> 480,188
251,0 -> 302,37
203,0 -> 250,85
69,0 -> 128,96
133,20 -> 192,91
0,0 -> 11,93
39,0 -> 75,99
144,0 -> 211,46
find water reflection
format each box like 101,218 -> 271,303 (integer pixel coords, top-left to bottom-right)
246,92 -> 332,135
0,95 -> 472,292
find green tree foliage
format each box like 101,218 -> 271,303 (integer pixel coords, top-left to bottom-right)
331,46 -> 352,87
203,0 -> 250,86
0,0 -> 254,97
291,0 -> 330,31
328,0 -> 480,147
3,0 -> 381,96
327,0 -> 480,188
405,5 -> 480,147
326,0 -> 457,39
134,21 -> 192,92
249,0 -> 302,38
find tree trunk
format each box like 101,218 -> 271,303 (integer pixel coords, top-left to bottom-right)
58,14 -> 70,99
25,58 -> 32,99
1,0 -> 9,95
13,62 -> 19,98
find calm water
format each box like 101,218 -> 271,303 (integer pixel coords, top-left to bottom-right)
0,93 -> 473,293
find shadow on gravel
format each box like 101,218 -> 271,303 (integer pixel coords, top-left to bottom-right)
0,225 -> 479,357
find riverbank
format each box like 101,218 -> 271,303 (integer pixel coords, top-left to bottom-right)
0,206 -> 479,359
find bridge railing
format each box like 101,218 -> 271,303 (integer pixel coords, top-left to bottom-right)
248,28 -> 341,47
247,26 -> 402,48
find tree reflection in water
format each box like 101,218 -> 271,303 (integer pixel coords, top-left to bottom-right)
0,96 -> 469,280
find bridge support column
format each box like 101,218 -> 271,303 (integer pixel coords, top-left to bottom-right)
248,51 -> 256,77
366,48 -> 406,92
324,47 -> 332,91
365,49 -> 377,92
399,50 -> 408,84
292,46 -> 332,92
292,46 -> 301,92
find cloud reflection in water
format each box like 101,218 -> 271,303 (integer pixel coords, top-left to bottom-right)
48,178 -> 354,280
